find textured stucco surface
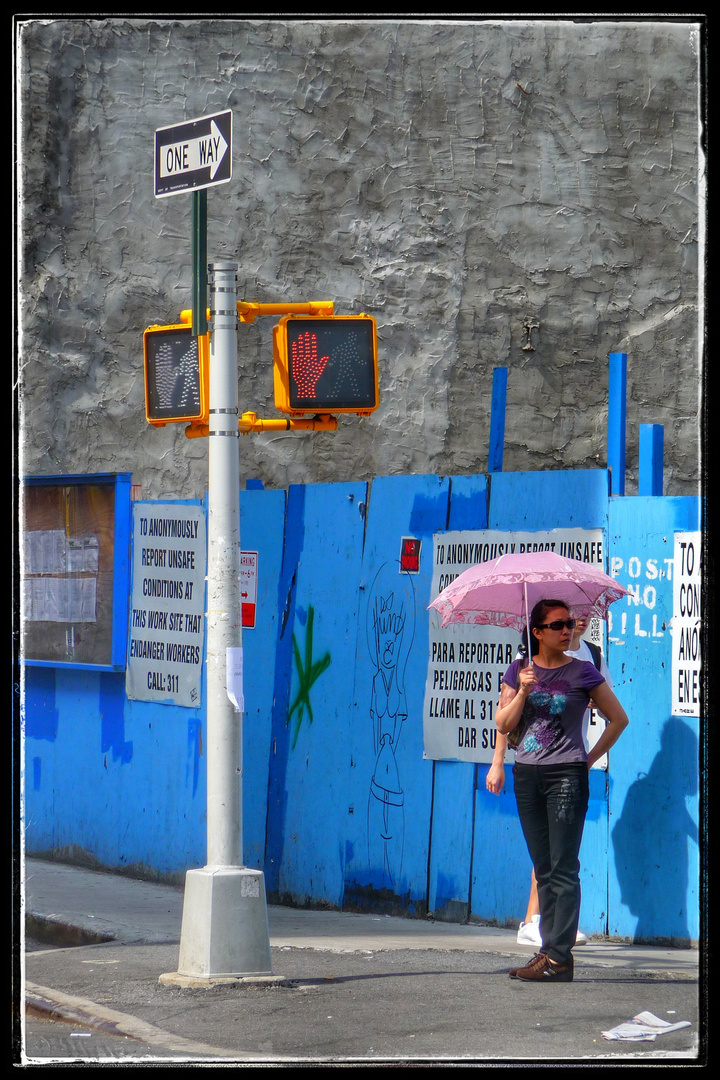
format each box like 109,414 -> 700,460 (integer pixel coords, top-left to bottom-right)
17,17 -> 703,497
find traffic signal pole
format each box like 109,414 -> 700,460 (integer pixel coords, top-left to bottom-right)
204,260 -> 242,867
149,277 -> 377,980
150,284 -> 379,983
175,261 -> 272,981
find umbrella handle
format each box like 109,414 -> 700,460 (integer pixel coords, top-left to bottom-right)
524,581 -> 532,668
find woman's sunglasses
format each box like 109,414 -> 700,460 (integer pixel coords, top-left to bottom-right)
536,619 -> 576,631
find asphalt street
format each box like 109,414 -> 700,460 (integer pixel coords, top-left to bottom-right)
18,859 -> 704,1065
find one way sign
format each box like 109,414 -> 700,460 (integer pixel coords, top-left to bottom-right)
154,111 -> 232,198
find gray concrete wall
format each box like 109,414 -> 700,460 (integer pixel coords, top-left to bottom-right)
17,17 -> 703,497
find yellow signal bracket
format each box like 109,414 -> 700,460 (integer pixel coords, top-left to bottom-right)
180,302 -> 335,325
238,411 -> 338,434
179,309 -> 212,325
184,423 -> 210,438
184,412 -> 338,438
237,301 -> 334,324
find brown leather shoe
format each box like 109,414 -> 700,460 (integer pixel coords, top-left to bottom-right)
512,953 -> 574,982
508,952 -> 547,978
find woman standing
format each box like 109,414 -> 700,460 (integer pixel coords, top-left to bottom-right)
496,599 -> 629,982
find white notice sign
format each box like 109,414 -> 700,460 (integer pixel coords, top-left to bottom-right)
671,532 -> 702,717
126,503 -> 206,707
226,646 -> 244,712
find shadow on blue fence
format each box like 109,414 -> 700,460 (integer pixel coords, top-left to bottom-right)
611,718 -> 699,945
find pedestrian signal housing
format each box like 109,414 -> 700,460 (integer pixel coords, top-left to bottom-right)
144,324 -> 210,427
273,314 -> 379,416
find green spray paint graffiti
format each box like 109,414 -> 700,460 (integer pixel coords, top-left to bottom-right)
287,605 -> 331,749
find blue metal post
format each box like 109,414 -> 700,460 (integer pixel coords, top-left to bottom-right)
488,367 -> 508,473
638,423 -> 664,496
607,352 -> 627,496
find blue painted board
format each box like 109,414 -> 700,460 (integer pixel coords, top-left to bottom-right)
638,424 -> 664,497
118,698 -> 207,873
488,469 -> 610,531
344,474 -> 449,913
446,473 -> 489,531
427,759 -> 476,918
427,475 -> 489,917
239,487 -> 286,871
470,776 -> 532,924
265,484 -> 307,895
608,353 -> 628,496
488,367 -> 508,473
266,482 -> 367,908
606,495 -> 701,942
24,665 -> 207,874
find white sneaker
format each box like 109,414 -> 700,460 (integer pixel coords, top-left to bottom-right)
516,914 -> 541,946
516,914 -> 588,946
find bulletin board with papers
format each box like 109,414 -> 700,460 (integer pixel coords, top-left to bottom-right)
22,474 -> 132,669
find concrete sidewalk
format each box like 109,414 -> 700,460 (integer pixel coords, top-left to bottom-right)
20,858 -> 702,1064
22,857 -> 699,975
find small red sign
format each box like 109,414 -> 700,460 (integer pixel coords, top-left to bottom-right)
400,537 -> 421,573
240,551 -> 258,628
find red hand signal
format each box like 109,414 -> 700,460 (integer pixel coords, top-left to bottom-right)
291,331 -> 329,399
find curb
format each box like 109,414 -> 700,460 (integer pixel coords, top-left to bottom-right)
158,970 -> 293,989
26,914 -> 115,948
23,981 -> 276,1060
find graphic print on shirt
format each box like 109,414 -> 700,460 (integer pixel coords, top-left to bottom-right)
521,681 -> 571,753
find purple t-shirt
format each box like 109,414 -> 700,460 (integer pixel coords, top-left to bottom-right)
502,657 -> 605,765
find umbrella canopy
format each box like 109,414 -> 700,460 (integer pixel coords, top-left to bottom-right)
429,550 -> 628,633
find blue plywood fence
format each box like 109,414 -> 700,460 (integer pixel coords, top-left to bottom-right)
22,469 -> 701,942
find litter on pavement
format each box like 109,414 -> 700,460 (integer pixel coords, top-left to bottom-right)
601,1011 -> 692,1042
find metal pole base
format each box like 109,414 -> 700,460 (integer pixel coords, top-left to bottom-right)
176,866 -> 273,978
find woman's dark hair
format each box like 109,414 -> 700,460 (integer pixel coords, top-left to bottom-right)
522,599 -> 570,656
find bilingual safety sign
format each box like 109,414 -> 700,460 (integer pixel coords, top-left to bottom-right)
126,503 -> 206,707
424,528 -> 607,764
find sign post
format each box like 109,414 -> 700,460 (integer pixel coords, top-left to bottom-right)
152,107 -> 270,982
148,112 -> 379,983
173,262 -> 272,981
192,191 -> 208,337
154,111 -> 231,337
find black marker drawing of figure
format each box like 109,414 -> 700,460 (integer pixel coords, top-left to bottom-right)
366,565 -> 416,891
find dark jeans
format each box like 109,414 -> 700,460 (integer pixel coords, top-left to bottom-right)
513,762 -> 589,966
